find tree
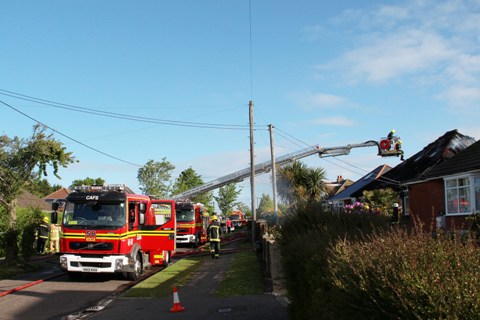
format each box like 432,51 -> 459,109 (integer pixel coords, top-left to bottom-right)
0,124 -> 75,264
71,177 -> 105,187
277,161 -> 327,206
257,193 -> 274,217
214,183 -> 242,216
171,167 -> 214,211
235,202 -> 252,218
27,178 -> 62,198
362,188 -> 399,217
137,158 -> 175,197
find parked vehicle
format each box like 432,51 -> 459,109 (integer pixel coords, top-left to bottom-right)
51,184 -> 176,280
175,201 -> 209,247
229,210 -> 247,228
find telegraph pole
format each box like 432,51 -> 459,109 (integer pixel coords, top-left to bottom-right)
249,101 -> 256,243
269,124 -> 279,224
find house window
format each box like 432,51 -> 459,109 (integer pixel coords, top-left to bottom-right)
475,177 -> 480,214
445,177 -> 475,215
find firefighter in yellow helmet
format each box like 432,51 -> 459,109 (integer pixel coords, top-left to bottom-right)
387,129 -> 396,149
207,214 -> 221,259
36,216 -> 50,254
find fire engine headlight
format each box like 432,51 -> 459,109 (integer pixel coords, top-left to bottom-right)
60,257 -> 67,269
115,259 -> 123,270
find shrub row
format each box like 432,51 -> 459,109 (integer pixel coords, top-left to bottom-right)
278,204 -> 480,319
278,204 -> 390,319
0,207 -> 44,260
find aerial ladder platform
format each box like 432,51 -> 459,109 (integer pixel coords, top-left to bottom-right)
172,139 -> 398,200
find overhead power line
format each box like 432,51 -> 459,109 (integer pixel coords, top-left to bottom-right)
0,99 -> 142,167
0,89 -> 267,131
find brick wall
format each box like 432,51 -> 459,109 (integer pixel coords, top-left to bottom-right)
408,180 -> 445,232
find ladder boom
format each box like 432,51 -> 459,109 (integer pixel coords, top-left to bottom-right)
172,140 -> 378,200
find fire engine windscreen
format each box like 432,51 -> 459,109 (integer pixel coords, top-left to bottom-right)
63,202 -> 126,228
177,210 -> 194,222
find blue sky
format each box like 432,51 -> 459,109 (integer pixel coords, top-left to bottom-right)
1,0 -> 479,206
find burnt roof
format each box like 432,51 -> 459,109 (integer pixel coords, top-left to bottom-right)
351,129 -> 475,196
416,138 -> 480,180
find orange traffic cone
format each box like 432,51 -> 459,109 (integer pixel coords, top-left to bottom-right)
170,286 -> 185,313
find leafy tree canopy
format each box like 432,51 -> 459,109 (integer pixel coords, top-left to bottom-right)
362,188 -> 399,217
71,177 -> 105,187
0,124 -> 75,264
257,193 -> 274,217
235,202 -> 252,218
171,167 -> 213,211
27,178 -> 62,198
277,161 -> 327,206
214,183 -> 242,216
137,158 -> 175,198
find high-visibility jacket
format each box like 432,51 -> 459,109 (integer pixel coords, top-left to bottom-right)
38,222 -> 50,239
208,221 -> 221,242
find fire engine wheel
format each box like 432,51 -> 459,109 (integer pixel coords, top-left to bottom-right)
193,232 -> 200,248
127,253 -> 143,281
163,250 -> 170,267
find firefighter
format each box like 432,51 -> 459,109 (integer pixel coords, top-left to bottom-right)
395,139 -> 405,161
36,216 -> 50,254
387,129 -> 396,149
208,214 -> 221,259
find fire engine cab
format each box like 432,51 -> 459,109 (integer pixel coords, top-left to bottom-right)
175,201 -> 210,247
51,184 -> 176,280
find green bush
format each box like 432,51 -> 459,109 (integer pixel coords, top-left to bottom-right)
278,203 -> 390,320
329,227 -> 480,320
0,207 -> 43,261
17,207 -> 44,259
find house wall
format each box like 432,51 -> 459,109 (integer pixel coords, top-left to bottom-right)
408,180 -> 445,232
409,180 -> 469,232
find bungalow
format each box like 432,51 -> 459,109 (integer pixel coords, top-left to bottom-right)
350,129 -> 475,231
405,138 -> 480,231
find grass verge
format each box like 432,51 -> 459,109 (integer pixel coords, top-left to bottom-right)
213,245 -> 264,297
123,255 -> 206,298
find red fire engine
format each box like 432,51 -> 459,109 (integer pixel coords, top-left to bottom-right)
175,201 -> 210,247
51,184 -> 176,280
228,210 -> 247,228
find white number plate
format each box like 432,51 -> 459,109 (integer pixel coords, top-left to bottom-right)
82,267 -> 99,273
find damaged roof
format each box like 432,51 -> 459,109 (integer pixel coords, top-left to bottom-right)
415,138 -> 480,181
351,129 -> 475,196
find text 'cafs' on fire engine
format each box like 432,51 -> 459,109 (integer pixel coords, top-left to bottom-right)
50,184 -> 176,280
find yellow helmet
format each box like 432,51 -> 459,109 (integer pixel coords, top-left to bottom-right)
43,216 -> 49,222
398,140 -> 403,144
212,215 -> 218,221
391,129 -> 396,133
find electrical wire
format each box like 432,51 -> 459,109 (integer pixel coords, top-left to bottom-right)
0,99 -> 142,167
0,89 -> 266,131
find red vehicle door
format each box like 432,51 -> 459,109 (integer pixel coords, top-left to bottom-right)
141,199 -> 176,265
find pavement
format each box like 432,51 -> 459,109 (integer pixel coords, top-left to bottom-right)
88,243 -> 290,320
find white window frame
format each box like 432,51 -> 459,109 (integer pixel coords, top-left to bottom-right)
444,174 -> 480,216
